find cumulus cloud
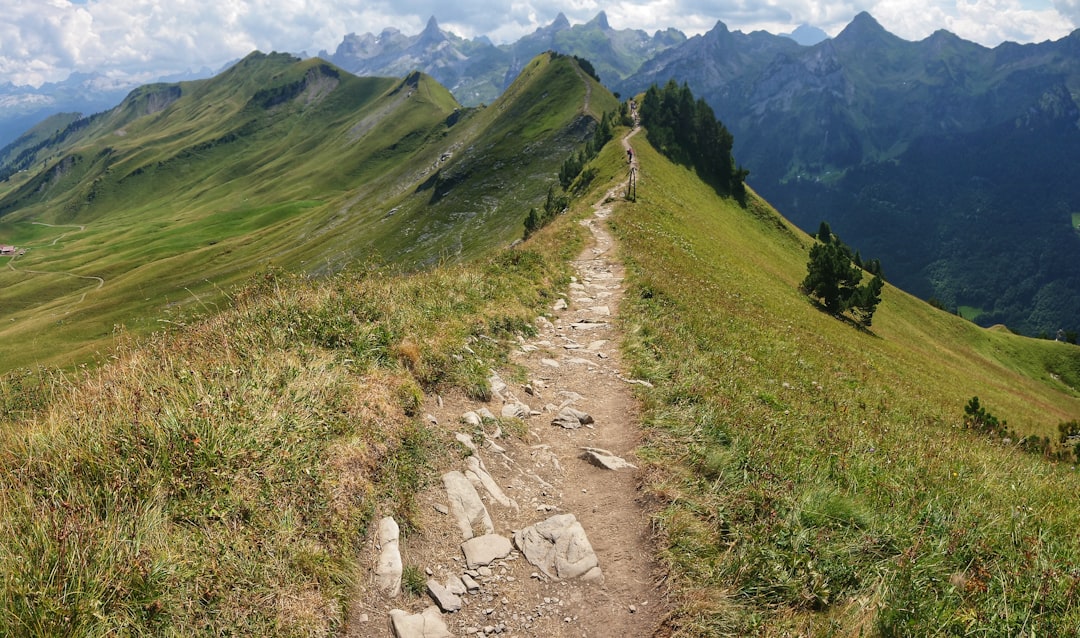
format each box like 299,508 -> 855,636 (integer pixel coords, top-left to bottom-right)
0,0 -> 1075,87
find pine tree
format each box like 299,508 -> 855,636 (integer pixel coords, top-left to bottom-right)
801,223 -> 885,325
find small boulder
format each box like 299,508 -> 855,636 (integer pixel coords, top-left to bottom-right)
513,513 -> 599,580
461,533 -> 513,569
389,606 -> 452,638
442,471 -> 493,540
552,407 -> 594,429
580,447 -> 637,471
426,579 -> 462,612
501,401 -> 529,419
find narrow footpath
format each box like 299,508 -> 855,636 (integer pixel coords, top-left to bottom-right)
353,125 -> 664,637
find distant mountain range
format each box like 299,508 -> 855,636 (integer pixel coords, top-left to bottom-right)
322,10 -> 1080,335
2,11 -> 1078,334
319,12 -> 688,106
619,12 -> 1080,336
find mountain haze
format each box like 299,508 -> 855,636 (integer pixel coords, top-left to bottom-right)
322,12 -> 685,106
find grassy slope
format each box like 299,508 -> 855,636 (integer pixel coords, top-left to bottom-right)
601,132 -> 1080,634
0,57 -> 605,632
0,52 -> 607,372
0,226 -> 585,636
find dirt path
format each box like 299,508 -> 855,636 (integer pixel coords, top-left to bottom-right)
353,125 -> 664,637
5,222 -> 104,309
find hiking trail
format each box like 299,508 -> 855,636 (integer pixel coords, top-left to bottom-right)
352,123 -> 665,637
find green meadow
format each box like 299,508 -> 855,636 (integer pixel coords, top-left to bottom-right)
597,128 -> 1080,634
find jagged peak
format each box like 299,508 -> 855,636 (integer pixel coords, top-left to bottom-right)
416,16 -> 446,46
551,12 -> 570,31
836,11 -> 889,41
707,20 -> 731,36
586,11 -> 610,30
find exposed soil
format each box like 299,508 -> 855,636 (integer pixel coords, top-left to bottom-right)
348,126 -> 666,637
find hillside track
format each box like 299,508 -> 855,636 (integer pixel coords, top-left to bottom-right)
4,221 -> 104,314
352,126 -> 669,636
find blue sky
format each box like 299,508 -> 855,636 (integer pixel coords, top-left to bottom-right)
0,0 -> 1076,87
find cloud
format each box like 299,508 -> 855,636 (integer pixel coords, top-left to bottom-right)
869,0 -> 1075,44
0,0 -> 1075,88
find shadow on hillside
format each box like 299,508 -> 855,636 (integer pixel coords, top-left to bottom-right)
804,296 -> 880,338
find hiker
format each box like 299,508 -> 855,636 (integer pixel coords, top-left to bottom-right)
627,148 -> 633,163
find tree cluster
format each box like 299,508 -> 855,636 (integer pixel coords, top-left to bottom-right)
638,80 -> 749,201
559,109 -> 615,191
523,185 -> 570,238
801,222 -> 884,327
526,87 -> 620,239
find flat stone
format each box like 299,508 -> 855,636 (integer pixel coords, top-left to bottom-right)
570,322 -> 607,330
427,579 -> 462,612
461,533 -> 513,569
443,471 -> 493,540
553,298 -> 568,311
476,407 -> 496,421
540,358 -> 560,368
565,357 -> 595,366
552,407 -> 594,430
445,574 -> 468,596
389,606 -> 453,638
461,411 -> 482,426
513,514 -> 599,581
374,517 -> 402,597
580,447 -> 638,471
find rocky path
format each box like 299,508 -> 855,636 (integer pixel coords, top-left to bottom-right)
352,128 -> 664,638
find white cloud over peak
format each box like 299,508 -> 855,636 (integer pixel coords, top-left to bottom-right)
0,0 -> 1075,88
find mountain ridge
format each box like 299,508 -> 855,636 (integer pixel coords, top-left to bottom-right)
0,50 -> 613,370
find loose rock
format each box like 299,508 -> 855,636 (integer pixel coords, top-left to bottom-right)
461,533 -> 513,569
580,447 -> 638,471
551,407 -> 594,429
464,455 -> 516,509
389,606 -> 452,638
443,471 -> 494,540
513,514 -> 601,581
427,579 -> 463,612
374,517 -> 403,597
